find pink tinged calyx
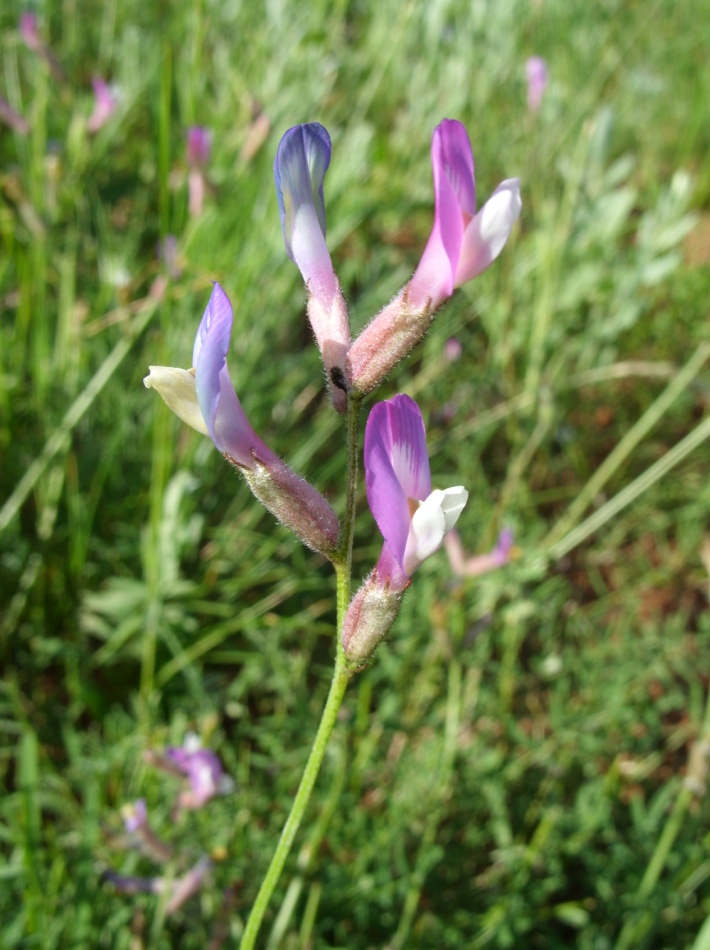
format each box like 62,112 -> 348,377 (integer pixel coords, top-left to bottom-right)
143,284 -> 340,556
274,123 -> 350,409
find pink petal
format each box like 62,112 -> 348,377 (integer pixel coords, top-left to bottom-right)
408,120 -> 476,312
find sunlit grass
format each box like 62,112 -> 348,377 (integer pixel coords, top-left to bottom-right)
1,0 -> 710,946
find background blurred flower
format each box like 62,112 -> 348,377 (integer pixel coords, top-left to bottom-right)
87,76 -> 118,133
186,126 -> 212,168
445,526 -> 514,577
0,95 -> 29,134
166,732 -> 234,810
526,56 -> 548,112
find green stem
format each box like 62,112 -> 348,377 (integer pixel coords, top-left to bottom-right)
341,393 -> 363,576
239,393 -> 362,950
239,654 -> 351,950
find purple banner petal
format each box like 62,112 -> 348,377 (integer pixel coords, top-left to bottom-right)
364,395 -> 431,570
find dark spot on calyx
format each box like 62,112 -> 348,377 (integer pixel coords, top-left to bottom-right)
330,366 -> 349,392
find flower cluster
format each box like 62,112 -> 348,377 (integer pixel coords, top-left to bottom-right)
146,117 -> 519,662
106,735 -> 233,914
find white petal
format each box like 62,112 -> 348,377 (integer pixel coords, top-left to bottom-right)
183,732 -> 202,752
439,486 -> 468,532
404,491 -> 446,574
454,179 -> 522,286
143,366 -> 210,437
402,486 -> 469,576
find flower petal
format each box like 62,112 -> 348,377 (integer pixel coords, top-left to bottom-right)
143,366 -> 209,436
193,283 -> 275,467
365,395 -> 432,571
365,404 -> 411,569
439,485 -> 468,532
403,491 -> 447,574
409,119 -> 476,311
274,123 -> 336,297
402,485 -> 468,575
385,394 -> 431,501
454,178 -> 521,286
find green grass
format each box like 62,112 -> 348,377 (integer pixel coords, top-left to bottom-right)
2,0 -> 710,946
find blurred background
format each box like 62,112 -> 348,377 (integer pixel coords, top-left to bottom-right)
1,0 -> 710,946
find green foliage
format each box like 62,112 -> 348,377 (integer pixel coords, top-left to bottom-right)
1,0 -> 710,946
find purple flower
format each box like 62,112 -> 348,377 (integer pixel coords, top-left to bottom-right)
347,120 -> 520,395
121,799 -> 148,834
104,856 -> 212,914
19,12 -> 64,82
144,284 -> 340,555
166,733 -> 234,810
186,128 -> 212,216
144,283 -> 279,469
87,76 -> 118,133
408,120 -> 521,312
342,395 -> 468,663
274,123 -> 350,408
444,337 -> 462,362
19,12 -> 41,52
365,394 -> 468,589
526,57 -> 548,113
186,126 -> 212,168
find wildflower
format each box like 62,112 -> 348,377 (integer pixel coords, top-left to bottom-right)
186,126 -> 212,168
274,123 -> 350,410
144,283 -> 340,555
103,856 -> 212,914
165,733 -> 234,810
445,526 -> 514,577
526,57 -> 548,113
158,235 -> 182,280
19,13 -> 41,52
444,336 -> 462,361
87,76 -> 118,133
342,395 -> 468,662
120,799 -> 173,862
186,126 -> 212,217
121,799 -> 148,833
0,94 -> 29,134
347,120 -> 520,393
18,12 -> 64,82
